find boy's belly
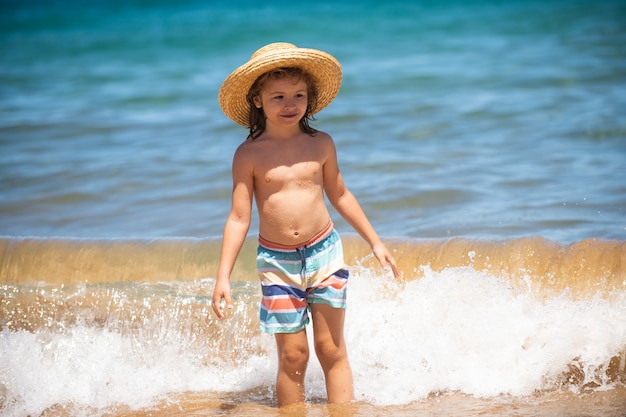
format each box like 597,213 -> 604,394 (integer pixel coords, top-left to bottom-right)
257,190 -> 331,246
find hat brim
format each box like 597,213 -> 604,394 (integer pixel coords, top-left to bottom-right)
218,44 -> 342,128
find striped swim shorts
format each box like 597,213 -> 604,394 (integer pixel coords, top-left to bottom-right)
256,221 -> 350,334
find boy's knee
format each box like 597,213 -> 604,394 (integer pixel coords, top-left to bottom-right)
279,343 -> 309,369
314,338 -> 346,364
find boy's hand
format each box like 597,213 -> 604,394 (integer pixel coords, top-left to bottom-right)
211,279 -> 233,319
372,243 -> 400,278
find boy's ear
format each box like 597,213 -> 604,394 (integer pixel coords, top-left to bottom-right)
253,96 -> 262,108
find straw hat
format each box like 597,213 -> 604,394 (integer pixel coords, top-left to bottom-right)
218,42 -> 342,127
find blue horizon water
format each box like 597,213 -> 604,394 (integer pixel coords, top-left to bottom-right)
1,0 -> 625,243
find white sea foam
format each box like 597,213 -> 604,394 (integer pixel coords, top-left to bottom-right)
346,265 -> 626,405
1,266 -> 625,415
0,325 -> 274,417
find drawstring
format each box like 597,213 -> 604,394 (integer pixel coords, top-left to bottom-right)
296,245 -> 307,278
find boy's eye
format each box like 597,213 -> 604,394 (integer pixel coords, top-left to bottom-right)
270,93 -> 306,100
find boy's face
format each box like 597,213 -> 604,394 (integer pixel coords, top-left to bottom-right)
253,75 -> 308,129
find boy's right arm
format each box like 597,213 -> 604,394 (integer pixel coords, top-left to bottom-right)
212,145 -> 254,319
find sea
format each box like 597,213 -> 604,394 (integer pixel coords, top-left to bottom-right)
1,0 -> 625,416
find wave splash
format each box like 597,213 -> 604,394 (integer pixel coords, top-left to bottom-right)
1,236 -> 625,415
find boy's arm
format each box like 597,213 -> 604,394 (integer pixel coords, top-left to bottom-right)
322,136 -> 400,278
212,146 -> 254,319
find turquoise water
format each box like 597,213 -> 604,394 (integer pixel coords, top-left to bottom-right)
1,0 -> 625,242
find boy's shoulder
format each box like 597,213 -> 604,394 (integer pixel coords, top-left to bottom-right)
312,130 -> 336,150
234,137 -> 259,158
233,134 -> 279,164
312,130 -> 332,140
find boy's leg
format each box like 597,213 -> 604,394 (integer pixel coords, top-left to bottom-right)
310,303 -> 354,403
274,330 -> 310,407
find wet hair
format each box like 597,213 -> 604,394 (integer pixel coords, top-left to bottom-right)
246,67 -> 319,139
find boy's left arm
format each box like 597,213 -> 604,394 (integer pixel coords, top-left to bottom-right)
322,137 -> 399,278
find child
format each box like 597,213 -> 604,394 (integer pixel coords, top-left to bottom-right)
212,42 -> 399,407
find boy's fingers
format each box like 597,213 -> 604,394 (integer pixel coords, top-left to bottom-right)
390,259 -> 400,278
212,290 -> 234,320
224,292 -> 234,309
373,248 -> 397,278
385,255 -> 400,278
212,296 -> 224,319
213,292 -> 227,319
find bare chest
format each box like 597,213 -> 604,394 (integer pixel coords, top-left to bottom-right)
248,135 -> 327,192
258,160 -> 322,190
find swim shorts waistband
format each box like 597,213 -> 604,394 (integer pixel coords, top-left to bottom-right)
258,220 -> 334,251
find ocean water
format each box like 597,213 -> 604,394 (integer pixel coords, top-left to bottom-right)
1,0 -> 625,241
1,0 -> 626,416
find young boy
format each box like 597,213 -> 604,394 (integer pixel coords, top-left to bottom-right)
212,42 -> 399,407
